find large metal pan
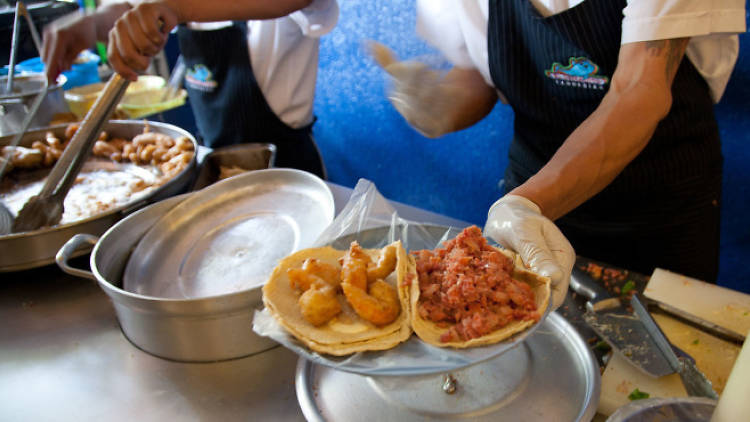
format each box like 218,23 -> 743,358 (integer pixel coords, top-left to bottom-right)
0,120 -> 198,271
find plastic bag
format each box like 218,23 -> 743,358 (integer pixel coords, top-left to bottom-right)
253,179 -> 545,376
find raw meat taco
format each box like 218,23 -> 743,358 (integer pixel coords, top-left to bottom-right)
409,226 -> 550,348
262,240 -> 412,356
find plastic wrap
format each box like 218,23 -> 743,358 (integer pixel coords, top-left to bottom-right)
253,179 -> 549,376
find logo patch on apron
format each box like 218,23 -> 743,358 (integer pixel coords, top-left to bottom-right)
185,64 -> 218,92
545,57 -> 608,90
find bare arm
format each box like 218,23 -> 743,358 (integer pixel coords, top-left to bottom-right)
107,0 -> 313,80
41,2 -> 131,82
160,0 -> 313,23
510,38 -> 690,220
441,68 -> 498,132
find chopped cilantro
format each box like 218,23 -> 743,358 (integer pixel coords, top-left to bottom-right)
621,280 -> 636,296
594,340 -> 611,351
692,339 -> 700,345
628,388 -> 650,401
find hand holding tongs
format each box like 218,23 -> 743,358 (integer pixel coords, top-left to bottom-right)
11,73 -> 130,233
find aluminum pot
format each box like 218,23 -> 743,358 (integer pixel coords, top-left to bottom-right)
0,73 -> 68,136
0,120 -> 198,271
56,194 -> 277,362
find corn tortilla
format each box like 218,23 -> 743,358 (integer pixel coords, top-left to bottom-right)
408,247 -> 551,348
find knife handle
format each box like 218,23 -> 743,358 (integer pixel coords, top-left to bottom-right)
569,266 -> 613,306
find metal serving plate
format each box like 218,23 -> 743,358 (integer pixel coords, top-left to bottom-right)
253,224 -> 553,377
296,312 -> 600,422
123,168 -> 335,299
0,120 -> 197,271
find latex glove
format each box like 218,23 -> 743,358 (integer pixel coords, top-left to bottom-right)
369,42 -> 454,138
107,2 -> 179,81
483,194 -> 575,311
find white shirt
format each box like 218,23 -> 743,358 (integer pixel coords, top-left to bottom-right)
416,0 -> 746,102
188,0 -> 339,128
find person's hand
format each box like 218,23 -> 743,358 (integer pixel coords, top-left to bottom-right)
483,194 -> 575,311
108,1 -> 180,81
369,41 -> 454,138
42,11 -> 97,84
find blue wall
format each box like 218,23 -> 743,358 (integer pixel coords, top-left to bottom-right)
312,2 -> 750,293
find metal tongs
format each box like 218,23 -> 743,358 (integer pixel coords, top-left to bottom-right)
11,73 -> 130,233
0,1 -> 48,234
160,54 -> 185,102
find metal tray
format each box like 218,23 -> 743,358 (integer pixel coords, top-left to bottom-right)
123,168 -> 335,299
253,224 -> 553,377
0,120 -> 197,272
295,312 -> 600,422
191,143 -> 276,191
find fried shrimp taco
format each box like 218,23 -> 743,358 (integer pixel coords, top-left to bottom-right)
262,240 -> 412,356
409,226 -> 550,348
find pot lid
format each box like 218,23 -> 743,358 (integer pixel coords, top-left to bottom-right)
123,168 -> 335,299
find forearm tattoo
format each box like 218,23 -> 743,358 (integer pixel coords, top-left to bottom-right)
645,38 -> 689,80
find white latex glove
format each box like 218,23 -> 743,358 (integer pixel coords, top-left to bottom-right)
483,194 -> 575,311
369,41 -> 454,138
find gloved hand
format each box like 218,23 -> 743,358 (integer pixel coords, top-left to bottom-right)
369,42 -> 454,138
483,194 -> 575,311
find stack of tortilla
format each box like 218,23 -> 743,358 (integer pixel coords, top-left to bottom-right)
262,241 -> 412,356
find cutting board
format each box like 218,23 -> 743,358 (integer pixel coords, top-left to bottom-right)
597,269 -> 745,417
644,268 -> 750,336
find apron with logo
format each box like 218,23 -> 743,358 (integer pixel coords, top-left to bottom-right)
487,0 -> 722,280
177,22 -> 326,178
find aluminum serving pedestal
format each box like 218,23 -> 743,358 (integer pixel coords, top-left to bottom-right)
0,183 -> 469,421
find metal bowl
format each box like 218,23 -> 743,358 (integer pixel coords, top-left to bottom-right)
0,120 -> 198,271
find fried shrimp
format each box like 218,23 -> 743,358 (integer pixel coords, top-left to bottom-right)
303,259 -> 341,288
298,282 -> 342,326
288,259 -> 342,291
341,242 -> 370,290
340,241 -> 401,326
288,269 -> 324,291
341,279 -> 400,326
367,244 -> 397,281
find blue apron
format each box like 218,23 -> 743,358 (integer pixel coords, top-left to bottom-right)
177,22 -> 326,178
487,0 -> 722,280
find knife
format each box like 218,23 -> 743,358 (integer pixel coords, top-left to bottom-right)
570,267 -> 719,397
630,293 -> 718,399
570,266 -> 675,377
642,296 -> 745,345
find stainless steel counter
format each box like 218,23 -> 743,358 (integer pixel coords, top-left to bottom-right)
0,183 -> 468,421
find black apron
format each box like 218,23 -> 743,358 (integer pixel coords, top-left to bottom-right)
177,22 -> 326,178
487,0 -> 722,281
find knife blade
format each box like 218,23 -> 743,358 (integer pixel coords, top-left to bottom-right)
630,293 -> 719,399
570,266 -> 676,377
